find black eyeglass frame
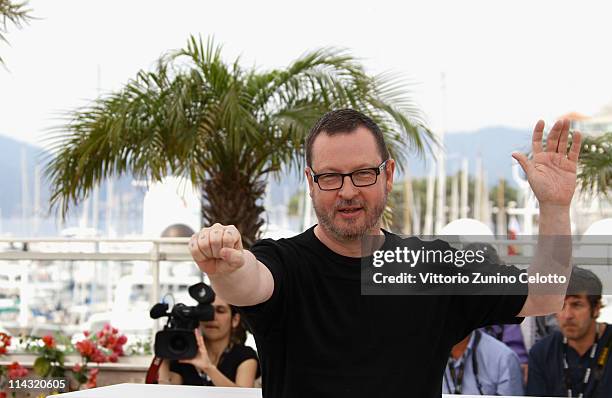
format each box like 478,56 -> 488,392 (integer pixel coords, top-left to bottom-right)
309,159 -> 389,191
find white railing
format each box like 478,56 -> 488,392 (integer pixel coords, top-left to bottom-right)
1,236 -> 612,341
0,237 -> 196,343
3,236 -> 612,263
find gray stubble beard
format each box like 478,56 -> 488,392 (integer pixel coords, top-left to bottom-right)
313,190 -> 387,242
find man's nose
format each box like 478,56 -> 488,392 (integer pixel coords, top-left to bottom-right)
338,175 -> 359,199
559,306 -> 572,320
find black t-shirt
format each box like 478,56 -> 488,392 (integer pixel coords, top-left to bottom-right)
169,344 -> 260,386
238,226 -> 527,398
527,325 -> 612,397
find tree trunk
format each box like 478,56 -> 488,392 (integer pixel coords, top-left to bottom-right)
200,170 -> 267,248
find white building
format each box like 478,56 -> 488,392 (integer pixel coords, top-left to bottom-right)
562,102 -> 612,136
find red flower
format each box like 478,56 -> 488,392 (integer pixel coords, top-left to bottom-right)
77,325 -> 126,366
42,334 -> 56,348
91,349 -> 107,363
83,331 -> 90,337
76,339 -> 96,358
7,362 -> 28,378
76,335 -> 113,363
0,333 -> 11,356
0,391 -> 6,398
0,333 -> 10,343
86,368 -> 99,388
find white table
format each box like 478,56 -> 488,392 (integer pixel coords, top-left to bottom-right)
52,383 -> 555,398
53,384 -> 262,397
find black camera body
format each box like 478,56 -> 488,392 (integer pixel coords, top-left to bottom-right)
150,282 -> 215,360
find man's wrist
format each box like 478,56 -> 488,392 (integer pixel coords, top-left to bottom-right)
539,203 -> 570,215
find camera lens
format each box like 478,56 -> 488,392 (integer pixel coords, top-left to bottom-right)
169,335 -> 187,353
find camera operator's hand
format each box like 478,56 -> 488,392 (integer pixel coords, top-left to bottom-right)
190,223 -> 245,275
178,328 -> 213,373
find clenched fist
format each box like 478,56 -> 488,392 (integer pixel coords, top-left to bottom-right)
189,223 -> 246,275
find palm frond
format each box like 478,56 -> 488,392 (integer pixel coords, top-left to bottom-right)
0,0 -> 33,64
577,132 -> 612,197
45,35 -> 435,224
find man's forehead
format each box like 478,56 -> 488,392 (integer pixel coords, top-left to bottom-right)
565,294 -> 589,303
313,159 -> 382,172
310,127 -> 382,170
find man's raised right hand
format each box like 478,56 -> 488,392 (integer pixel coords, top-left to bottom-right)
189,223 -> 246,276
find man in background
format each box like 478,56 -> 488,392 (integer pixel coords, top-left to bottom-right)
443,328 -> 524,395
527,267 -> 612,397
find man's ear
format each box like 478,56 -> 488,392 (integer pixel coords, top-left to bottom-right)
592,301 -> 602,319
305,167 -> 314,197
385,159 -> 396,192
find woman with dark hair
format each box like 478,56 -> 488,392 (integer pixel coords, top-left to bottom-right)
158,295 -> 260,387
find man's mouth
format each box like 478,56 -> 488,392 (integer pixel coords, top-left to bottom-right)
337,206 -> 363,213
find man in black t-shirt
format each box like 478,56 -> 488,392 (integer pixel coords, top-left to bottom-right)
189,109 -> 582,397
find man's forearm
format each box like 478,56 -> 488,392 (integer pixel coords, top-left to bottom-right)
538,204 -> 571,236
520,204 -> 572,316
208,250 -> 274,306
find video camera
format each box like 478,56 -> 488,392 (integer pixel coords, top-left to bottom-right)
150,282 -> 215,360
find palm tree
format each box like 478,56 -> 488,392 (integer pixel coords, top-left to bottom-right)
44,36 -> 435,247
0,0 -> 32,65
577,132 -> 612,197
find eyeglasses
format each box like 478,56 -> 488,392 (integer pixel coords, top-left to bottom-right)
309,160 -> 389,191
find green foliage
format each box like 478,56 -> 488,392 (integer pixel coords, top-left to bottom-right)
20,334 -> 70,378
577,132 -> 612,197
30,344 -> 66,378
287,189 -> 304,217
20,334 -> 74,355
72,367 -> 88,385
32,356 -> 50,376
0,0 -> 33,65
44,35 -> 435,244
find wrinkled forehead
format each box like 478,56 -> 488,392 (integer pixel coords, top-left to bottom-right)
310,127 -> 382,171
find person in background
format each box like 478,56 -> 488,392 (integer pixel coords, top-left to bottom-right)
483,324 -> 529,381
527,267 -> 612,397
463,242 -> 530,379
442,329 -> 524,395
158,295 -> 260,387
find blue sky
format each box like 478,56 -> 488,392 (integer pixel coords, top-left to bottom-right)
1,0 -> 611,146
